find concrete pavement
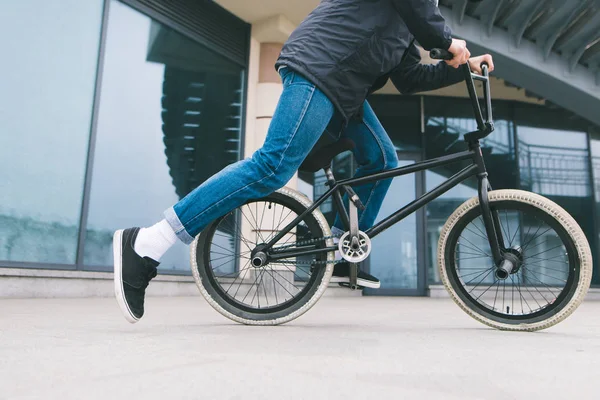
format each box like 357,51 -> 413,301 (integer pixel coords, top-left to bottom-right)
1,296 -> 599,400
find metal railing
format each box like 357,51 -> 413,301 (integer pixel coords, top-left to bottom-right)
427,117 -> 592,197
519,143 -> 590,197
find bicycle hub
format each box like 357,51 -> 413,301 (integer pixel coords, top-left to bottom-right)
495,246 -> 523,279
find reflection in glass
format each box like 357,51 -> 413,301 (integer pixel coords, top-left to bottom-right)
369,161 -> 418,289
83,1 -> 244,271
0,0 -> 103,264
518,127 -> 589,197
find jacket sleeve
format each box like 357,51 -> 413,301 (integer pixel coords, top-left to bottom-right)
390,44 -> 465,95
391,0 -> 452,51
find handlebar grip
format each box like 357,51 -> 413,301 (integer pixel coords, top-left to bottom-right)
430,48 -> 453,60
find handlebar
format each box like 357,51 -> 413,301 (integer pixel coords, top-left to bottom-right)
429,48 -> 453,61
429,48 -> 490,72
429,48 -> 494,139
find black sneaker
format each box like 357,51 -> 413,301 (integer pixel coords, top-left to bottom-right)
329,263 -> 381,289
113,228 -> 159,323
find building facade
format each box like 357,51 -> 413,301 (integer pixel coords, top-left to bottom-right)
1,0 -> 599,296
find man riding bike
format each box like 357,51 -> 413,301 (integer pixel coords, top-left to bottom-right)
113,0 -> 494,323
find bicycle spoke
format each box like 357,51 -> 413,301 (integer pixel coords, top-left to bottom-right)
213,266 -> 253,278
525,278 -> 553,305
250,202 -> 267,244
502,277 -> 506,313
272,263 -> 279,304
270,261 -> 312,275
521,272 -> 563,296
239,207 -> 261,244
210,246 -> 252,257
510,274 -> 514,315
263,267 -> 297,299
473,217 -> 488,239
521,237 -> 554,253
456,255 -> 493,261
459,267 -> 495,279
463,226 -> 489,242
250,267 -> 267,307
520,261 -> 568,276
522,227 -> 554,251
526,254 -> 568,264
229,259 -> 252,297
273,208 -> 295,238
269,263 -> 308,287
493,278 -> 501,310
456,250 -> 493,258
516,273 -> 532,313
222,212 -> 254,252
467,269 -> 494,293
521,282 -> 542,310
242,266 -> 267,304
457,239 -> 492,258
526,243 -> 567,259
520,223 -> 544,250
499,210 -> 511,247
475,278 -> 500,301
210,241 -> 240,255
211,255 -> 244,272
509,211 -> 521,247
210,253 -> 250,263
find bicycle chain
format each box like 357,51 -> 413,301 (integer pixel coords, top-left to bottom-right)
270,234 -> 345,266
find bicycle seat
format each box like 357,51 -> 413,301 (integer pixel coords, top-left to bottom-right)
299,138 -> 355,173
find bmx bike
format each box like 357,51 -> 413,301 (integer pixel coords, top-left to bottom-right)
190,49 -> 592,331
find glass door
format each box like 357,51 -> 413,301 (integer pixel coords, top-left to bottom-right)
364,153 -> 426,296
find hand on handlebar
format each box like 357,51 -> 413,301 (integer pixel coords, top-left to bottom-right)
445,39 -> 470,68
468,54 -> 495,75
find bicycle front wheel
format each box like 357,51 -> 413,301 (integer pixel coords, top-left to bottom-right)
191,187 -> 335,325
438,190 -> 592,331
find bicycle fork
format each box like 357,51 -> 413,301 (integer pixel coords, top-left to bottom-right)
477,167 -> 519,279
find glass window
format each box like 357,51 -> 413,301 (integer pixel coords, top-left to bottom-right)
370,161 -> 419,289
0,1 -> 104,265
83,1 -> 245,272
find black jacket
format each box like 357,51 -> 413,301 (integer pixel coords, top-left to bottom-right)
372,42 -> 465,95
276,0 -> 462,121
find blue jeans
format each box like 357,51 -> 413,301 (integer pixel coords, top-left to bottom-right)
164,68 -> 399,244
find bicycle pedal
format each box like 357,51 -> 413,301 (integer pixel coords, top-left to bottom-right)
338,282 -> 363,290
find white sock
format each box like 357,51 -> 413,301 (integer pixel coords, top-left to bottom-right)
134,219 -> 178,261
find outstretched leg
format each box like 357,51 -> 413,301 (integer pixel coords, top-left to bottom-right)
113,68 -> 335,323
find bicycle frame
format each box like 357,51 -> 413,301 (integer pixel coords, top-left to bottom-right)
264,62 -> 508,267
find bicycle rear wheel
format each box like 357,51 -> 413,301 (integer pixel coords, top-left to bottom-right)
438,190 -> 592,331
191,187 -> 334,325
